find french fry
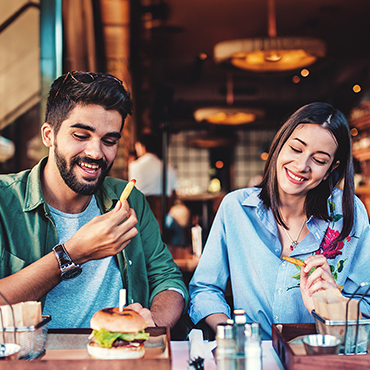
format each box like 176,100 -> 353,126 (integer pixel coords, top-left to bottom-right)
282,256 -> 306,267
120,179 -> 136,203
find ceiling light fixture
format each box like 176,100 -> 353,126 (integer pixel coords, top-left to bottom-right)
214,0 -> 326,72
194,106 -> 265,125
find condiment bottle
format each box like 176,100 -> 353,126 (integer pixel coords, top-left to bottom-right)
244,322 -> 262,370
216,322 -> 237,370
233,309 -> 247,357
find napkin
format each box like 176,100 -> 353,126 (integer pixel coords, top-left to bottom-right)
0,301 -> 42,328
188,329 -> 217,370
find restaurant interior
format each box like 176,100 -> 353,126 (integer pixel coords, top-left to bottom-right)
2,0 -> 370,288
3,1 -> 370,362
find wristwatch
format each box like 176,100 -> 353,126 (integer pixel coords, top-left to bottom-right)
53,244 -> 82,280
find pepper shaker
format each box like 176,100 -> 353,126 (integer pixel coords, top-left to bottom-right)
244,322 -> 262,370
216,322 -> 237,370
233,309 -> 247,358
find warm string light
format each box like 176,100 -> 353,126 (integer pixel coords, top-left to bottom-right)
301,68 -> 309,77
215,160 -> 224,169
353,84 -> 361,93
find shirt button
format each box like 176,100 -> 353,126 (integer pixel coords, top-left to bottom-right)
275,248 -> 279,253
129,260 -> 132,265
282,262 -> 286,267
274,316 -> 279,321
131,299 -> 134,303
278,288 -> 283,295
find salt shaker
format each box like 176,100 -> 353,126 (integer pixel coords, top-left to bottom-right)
216,322 -> 237,370
233,310 -> 247,370
233,309 -> 247,358
244,322 -> 262,370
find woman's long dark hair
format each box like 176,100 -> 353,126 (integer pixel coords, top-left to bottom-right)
258,102 -> 354,243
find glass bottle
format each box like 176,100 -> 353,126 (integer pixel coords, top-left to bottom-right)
244,322 -> 262,370
216,322 -> 237,370
233,309 -> 247,357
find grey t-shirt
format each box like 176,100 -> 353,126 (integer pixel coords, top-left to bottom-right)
43,196 -> 123,328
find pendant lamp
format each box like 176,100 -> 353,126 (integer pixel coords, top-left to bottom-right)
214,0 -> 326,72
194,106 -> 264,126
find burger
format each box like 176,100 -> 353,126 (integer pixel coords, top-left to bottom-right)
87,307 -> 150,359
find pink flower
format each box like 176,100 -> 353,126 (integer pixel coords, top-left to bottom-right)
316,228 -> 344,259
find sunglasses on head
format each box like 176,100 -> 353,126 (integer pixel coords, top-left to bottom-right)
52,71 -> 123,102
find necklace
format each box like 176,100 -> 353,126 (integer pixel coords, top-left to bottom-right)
283,218 -> 307,251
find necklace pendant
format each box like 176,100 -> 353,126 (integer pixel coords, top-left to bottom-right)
290,241 -> 298,250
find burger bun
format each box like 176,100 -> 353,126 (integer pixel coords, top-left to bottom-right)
91,307 -> 147,333
87,342 -> 145,359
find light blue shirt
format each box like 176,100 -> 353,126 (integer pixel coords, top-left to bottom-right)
189,187 -> 370,339
43,196 -> 123,328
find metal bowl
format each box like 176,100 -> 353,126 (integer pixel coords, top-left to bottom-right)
0,343 -> 21,360
302,334 -> 341,355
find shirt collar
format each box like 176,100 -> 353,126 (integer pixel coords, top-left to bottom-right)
24,157 -> 48,212
240,187 -> 330,245
94,179 -> 118,213
241,188 -> 277,235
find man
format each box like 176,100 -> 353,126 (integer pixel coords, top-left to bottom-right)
129,132 -> 178,197
129,133 -> 190,245
0,71 -> 189,329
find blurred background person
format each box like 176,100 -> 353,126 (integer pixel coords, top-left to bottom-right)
129,132 -> 177,197
129,132 -> 190,245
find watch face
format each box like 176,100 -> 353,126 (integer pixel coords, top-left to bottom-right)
61,265 -> 82,280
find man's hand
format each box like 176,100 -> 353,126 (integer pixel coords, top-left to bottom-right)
126,302 -> 156,327
0,201 -> 138,305
127,290 -> 185,329
300,254 -> 337,313
65,200 -> 138,265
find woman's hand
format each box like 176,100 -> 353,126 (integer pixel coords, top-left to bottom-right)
300,254 -> 337,313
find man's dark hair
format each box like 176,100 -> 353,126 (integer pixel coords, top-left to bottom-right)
45,71 -> 133,134
137,133 -> 162,158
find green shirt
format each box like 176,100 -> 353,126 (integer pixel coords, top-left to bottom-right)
0,157 -> 189,310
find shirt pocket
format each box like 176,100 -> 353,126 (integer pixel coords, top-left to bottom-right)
0,250 -> 26,277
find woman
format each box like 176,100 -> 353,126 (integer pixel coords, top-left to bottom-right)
188,102 -> 370,339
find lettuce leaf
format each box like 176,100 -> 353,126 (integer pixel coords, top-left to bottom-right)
93,328 -> 150,348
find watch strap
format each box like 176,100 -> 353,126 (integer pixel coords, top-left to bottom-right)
53,244 -> 72,268
52,244 -> 82,279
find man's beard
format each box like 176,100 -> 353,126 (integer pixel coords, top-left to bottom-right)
54,144 -> 113,195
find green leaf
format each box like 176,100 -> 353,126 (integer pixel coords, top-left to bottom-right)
93,329 -> 121,348
333,272 -> 338,280
329,265 -> 335,273
93,328 -> 149,348
295,263 -> 302,271
291,272 -> 301,280
329,201 -> 336,212
337,258 -> 347,273
333,214 -> 343,222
